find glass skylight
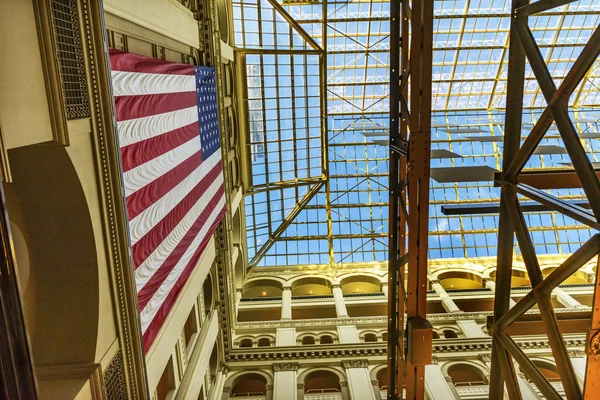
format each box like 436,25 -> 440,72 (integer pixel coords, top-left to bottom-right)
234,0 -> 600,267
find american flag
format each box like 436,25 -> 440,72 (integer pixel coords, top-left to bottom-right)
109,50 -> 226,352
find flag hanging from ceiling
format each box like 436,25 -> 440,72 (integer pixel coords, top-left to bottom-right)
109,49 -> 226,352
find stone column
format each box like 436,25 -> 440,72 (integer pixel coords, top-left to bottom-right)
273,363 -> 298,400
341,381 -> 351,400
516,373 -> 543,400
570,352 -> 587,386
210,365 -> 228,400
266,384 -> 273,400
485,279 -> 516,307
372,380 -> 382,400
297,383 -> 305,400
333,284 -> 349,317
337,325 -> 360,344
276,327 -> 296,346
553,287 -> 584,308
235,289 -> 242,317
431,280 -> 462,313
342,360 -> 377,400
381,283 -> 388,297
456,319 -> 487,338
282,286 -> 292,320
221,386 -> 231,400
424,361 -> 459,400
479,355 -> 540,400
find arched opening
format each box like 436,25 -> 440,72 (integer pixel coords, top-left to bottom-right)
320,335 -> 334,344
526,360 -> 561,383
209,346 -> 218,385
443,329 -> 459,339
437,271 -> 483,290
382,332 -> 388,341
490,270 -> 531,287
302,336 -> 316,345
203,274 -> 213,316
230,373 -> 267,397
239,338 -> 253,348
364,333 -> 378,342
292,277 -> 332,296
6,145 -> 101,365
257,338 -> 271,347
377,367 -> 389,391
304,370 -> 341,394
242,279 -> 283,298
433,331 -> 440,339
542,267 -> 588,285
340,275 -> 382,294
447,364 -> 488,387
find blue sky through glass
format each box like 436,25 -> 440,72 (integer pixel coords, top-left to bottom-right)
234,0 -> 600,267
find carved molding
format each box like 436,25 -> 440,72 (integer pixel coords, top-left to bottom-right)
342,359 -> 369,369
37,363 -> 104,400
273,363 -> 299,372
79,0 -> 148,397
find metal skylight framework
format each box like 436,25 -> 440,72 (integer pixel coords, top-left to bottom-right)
234,0 -> 600,270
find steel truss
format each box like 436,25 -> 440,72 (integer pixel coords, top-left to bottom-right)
387,0 -> 434,399
490,1 -> 600,399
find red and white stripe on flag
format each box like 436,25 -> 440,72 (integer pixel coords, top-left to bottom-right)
109,49 -> 226,352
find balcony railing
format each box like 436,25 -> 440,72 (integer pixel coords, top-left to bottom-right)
454,381 -> 489,399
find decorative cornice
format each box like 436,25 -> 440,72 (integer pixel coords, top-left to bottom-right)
273,363 -> 299,372
342,359 -> 369,369
228,334 -> 586,362
81,0 -> 148,397
235,307 -> 591,331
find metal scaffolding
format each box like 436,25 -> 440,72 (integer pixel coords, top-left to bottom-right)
490,1 -> 600,399
387,0 -> 433,399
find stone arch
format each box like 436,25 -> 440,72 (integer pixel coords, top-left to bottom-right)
237,336 -> 254,348
242,278 -> 283,298
339,274 -> 383,294
435,270 -> 484,290
489,268 -> 531,287
298,333 -> 317,345
521,358 -> 561,382
203,271 -> 215,315
256,335 -> 274,347
439,326 -> 461,339
361,330 -> 380,342
443,361 -> 489,385
228,372 -> 270,397
290,277 -> 333,296
300,368 -> 344,394
6,145 -> 101,366
541,266 -> 588,285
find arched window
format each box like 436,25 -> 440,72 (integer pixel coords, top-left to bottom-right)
257,338 -> 271,347
203,275 -> 213,316
382,332 -> 388,341
320,335 -> 334,344
443,329 -> 458,339
292,278 -> 332,296
239,338 -> 253,348
364,333 -> 378,342
377,368 -> 388,389
302,336 -> 316,345
447,364 -> 488,386
304,370 -> 341,394
242,279 -> 283,299
230,373 -> 267,397
433,331 -> 440,339
209,347 -> 218,383
340,275 -> 382,294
